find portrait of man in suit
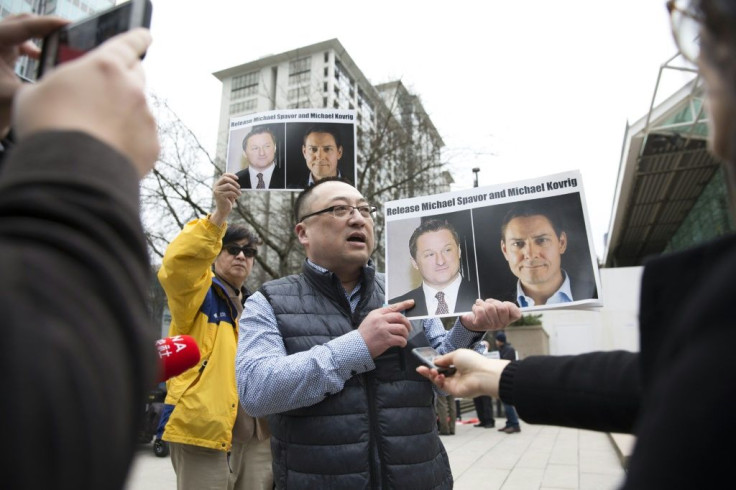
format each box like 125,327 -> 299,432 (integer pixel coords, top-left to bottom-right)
301,124 -> 351,187
499,203 -> 595,307
235,125 -> 285,190
390,219 -> 478,317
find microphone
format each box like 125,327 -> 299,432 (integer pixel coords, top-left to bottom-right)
156,335 -> 200,382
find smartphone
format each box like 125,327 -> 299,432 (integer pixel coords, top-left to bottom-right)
412,347 -> 456,376
37,0 -> 153,78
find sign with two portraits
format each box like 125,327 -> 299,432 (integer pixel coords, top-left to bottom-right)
226,109 -> 357,191
385,170 -> 602,319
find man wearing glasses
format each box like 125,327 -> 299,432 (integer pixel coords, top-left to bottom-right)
158,172 -> 272,490
236,177 -> 521,488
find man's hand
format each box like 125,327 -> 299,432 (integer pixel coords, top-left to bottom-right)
358,299 -> 414,358
209,173 -> 241,226
459,298 -> 521,332
13,28 -> 158,178
416,348 -> 510,399
0,14 -> 69,137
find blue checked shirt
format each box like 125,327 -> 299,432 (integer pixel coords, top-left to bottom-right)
236,261 -> 484,417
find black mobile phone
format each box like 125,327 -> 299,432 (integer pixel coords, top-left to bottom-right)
37,0 -> 153,78
412,347 -> 456,376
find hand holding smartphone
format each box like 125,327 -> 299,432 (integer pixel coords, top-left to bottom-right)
37,0 -> 152,78
412,347 -> 456,376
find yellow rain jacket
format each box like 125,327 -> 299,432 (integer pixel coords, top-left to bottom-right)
158,217 -> 251,450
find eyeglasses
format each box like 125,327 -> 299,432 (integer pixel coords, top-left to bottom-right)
224,244 -> 258,258
299,204 -> 377,222
667,0 -> 703,63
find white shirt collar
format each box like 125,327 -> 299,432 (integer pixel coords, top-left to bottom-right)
516,269 -> 573,307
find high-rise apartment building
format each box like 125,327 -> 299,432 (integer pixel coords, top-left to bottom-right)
1,0 -> 115,80
212,38 -> 452,198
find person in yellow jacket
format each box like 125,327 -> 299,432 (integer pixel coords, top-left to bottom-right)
158,173 -> 272,490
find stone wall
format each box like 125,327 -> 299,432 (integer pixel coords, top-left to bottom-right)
505,325 -> 550,359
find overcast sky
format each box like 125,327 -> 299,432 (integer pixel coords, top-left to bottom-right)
142,0 -> 696,260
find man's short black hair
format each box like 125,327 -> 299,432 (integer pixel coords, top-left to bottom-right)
500,203 -> 564,240
294,176 -> 354,222
242,125 -> 277,151
302,124 -> 343,149
409,219 -> 460,259
222,224 -> 261,248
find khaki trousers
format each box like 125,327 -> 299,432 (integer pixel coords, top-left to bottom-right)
228,437 -> 273,490
170,439 -> 273,490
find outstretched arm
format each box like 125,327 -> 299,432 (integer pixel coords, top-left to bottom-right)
418,349 -> 641,434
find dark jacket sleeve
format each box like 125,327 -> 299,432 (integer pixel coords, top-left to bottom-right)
0,131 -> 157,490
498,350 -> 640,434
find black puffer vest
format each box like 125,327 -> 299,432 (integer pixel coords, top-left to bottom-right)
259,261 -> 453,489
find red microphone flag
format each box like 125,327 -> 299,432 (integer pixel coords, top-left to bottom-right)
156,335 -> 200,382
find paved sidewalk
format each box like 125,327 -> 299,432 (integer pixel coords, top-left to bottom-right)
126,417 -> 627,490
445,419 -> 626,489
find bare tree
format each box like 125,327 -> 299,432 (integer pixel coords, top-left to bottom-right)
359,81 -> 450,269
141,96 -> 214,259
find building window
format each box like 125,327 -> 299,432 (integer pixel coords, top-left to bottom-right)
288,86 -> 310,101
334,60 -> 353,109
290,57 -> 310,73
358,88 -> 375,129
324,52 -> 329,63
231,72 -> 259,99
230,99 -> 257,115
289,56 -> 311,86
289,71 -> 310,85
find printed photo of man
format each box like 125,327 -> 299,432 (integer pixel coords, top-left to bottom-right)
302,124 -> 345,186
499,203 -> 593,306
235,125 -> 285,190
390,219 -> 478,316
284,122 -> 355,189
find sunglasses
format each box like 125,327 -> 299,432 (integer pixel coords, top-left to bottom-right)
224,244 -> 258,258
